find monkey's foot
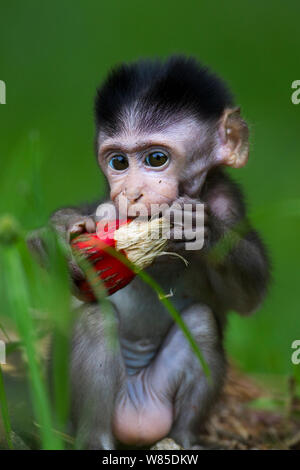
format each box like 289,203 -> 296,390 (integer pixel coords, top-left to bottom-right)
151,438 -> 183,450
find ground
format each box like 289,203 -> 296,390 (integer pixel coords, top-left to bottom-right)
1,349 -> 300,450
152,366 -> 300,450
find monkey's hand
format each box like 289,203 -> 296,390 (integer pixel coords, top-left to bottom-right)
50,209 -> 97,282
164,196 -> 208,252
51,209 -> 96,243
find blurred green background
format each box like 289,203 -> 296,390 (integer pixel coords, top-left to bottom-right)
0,0 -> 299,377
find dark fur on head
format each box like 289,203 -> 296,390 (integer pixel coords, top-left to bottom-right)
94,56 -> 234,139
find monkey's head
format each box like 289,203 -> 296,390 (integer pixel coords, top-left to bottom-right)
95,56 -> 249,216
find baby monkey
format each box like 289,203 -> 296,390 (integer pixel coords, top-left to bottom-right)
50,56 -> 270,449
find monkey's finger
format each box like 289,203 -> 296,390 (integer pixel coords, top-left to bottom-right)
85,218 -> 97,233
169,225 -> 184,241
69,259 -> 86,282
204,204 -> 210,226
68,222 -> 85,238
166,238 -> 187,252
204,225 -> 210,240
68,218 -> 96,241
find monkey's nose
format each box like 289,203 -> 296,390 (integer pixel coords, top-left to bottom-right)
125,191 -> 143,203
132,194 -> 143,203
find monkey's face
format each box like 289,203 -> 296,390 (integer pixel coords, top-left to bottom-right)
97,108 -> 249,217
97,119 -> 205,217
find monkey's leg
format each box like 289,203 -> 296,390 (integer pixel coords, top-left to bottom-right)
112,304 -> 225,449
149,304 -> 226,449
70,303 -> 125,450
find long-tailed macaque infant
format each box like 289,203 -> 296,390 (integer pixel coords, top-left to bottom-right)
49,56 -> 270,449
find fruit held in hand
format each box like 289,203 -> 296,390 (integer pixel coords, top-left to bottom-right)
71,217 -> 169,300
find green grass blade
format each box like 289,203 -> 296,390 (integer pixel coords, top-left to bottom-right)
0,322 -> 10,342
39,230 -> 75,430
1,242 -> 63,449
0,364 -> 13,449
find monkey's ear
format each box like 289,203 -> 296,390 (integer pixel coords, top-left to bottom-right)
217,107 -> 249,169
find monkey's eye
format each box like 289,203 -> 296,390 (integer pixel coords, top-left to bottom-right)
109,155 -> 129,171
145,151 -> 168,168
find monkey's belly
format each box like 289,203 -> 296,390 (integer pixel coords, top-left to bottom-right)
120,337 -> 158,375
112,370 -> 173,446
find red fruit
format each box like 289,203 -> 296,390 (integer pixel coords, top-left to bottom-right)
71,216 -> 169,300
71,219 -> 134,300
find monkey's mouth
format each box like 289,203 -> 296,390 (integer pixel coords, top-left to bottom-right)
124,209 -> 164,222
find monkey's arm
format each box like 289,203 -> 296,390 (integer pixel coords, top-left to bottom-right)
202,169 -> 270,315
50,200 -> 101,238
27,201 -> 103,281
